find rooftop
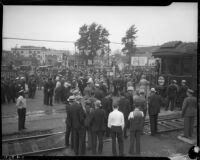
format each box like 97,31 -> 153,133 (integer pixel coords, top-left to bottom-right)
152,41 -> 197,56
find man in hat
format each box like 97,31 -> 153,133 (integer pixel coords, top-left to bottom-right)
178,80 -> 188,111
108,101 -> 125,156
148,88 -> 162,136
118,91 -> 131,139
89,100 -> 107,154
139,75 -> 149,98
133,89 -> 147,134
182,89 -> 197,138
68,94 -> 86,155
125,86 -> 134,111
101,91 -> 113,137
94,83 -> 104,101
16,89 -> 27,131
65,96 -> 75,148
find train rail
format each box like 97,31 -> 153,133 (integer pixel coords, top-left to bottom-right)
2,113 -> 197,156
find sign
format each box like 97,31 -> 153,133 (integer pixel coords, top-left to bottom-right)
131,57 -> 148,66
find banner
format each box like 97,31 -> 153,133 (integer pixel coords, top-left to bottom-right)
131,57 -> 147,66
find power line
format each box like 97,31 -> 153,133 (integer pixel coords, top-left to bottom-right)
3,37 -> 153,47
3,37 -> 75,43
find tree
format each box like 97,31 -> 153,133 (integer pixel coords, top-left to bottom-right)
121,25 -> 138,67
76,22 -> 110,65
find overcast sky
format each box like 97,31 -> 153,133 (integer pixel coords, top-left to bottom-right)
3,3 -> 197,52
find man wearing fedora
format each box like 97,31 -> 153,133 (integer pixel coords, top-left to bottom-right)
65,96 -> 75,148
148,88 -> 163,136
182,89 -> 197,138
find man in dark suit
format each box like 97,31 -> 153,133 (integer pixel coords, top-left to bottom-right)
101,92 -> 113,137
69,97 -> 86,155
89,100 -> 106,154
182,89 -> 197,138
178,80 -> 188,110
65,96 -> 75,148
47,78 -> 54,106
118,91 -> 131,138
94,84 -> 104,101
166,80 -> 178,111
148,88 -> 162,136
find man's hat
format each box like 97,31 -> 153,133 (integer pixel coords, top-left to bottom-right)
95,83 -> 100,87
67,96 -> 75,102
21,77 -> 25,80
150,88 -> 156,92
173,80 -> 177,83
181,80 -> 186,83
94,100 -> 102,107
187,89 -> 194,94
127,86 -> 134,91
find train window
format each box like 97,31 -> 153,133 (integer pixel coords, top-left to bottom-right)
182,57 -> 192,75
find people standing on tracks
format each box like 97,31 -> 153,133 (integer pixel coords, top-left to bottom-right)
16,89 -> 27,131
166,80 -> 178,111
133,89 -> 147,134
69,95 -> 86,155
128,105 -> 144,155
43,77 -> 48,105
65,96 -> 75,149
125,86 -> 134,111
148,88 -> 162,136
178,80 -> 188,111
118,91 -> 131,139
108,101 -> 125,156
89,100 -> 106,155
101,91 -> 113,138
181,89 -> 197,138
139,75 -> 150,99
46,78 -> 54,106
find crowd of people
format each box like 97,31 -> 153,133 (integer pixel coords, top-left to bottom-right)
1,65 -> 197,156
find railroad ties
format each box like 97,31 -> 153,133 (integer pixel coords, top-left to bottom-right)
2,132 -> 65,156
2,113 -> 197,156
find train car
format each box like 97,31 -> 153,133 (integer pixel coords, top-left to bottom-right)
152,41 -> 197,90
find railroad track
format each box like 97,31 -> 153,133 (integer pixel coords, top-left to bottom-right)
2,113 -> 197,156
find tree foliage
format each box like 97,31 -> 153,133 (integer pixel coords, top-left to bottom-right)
76,23 -> 110,64
121,25 -> 138,57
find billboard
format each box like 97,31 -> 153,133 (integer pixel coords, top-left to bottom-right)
131,57 -> 148,66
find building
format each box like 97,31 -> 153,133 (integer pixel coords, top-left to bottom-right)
152,41 -> 197,90
11,46 -> 69,65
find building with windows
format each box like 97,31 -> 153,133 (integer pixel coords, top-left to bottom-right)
11,46 -> 69,65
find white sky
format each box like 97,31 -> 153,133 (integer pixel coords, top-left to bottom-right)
3,3 -> 198,52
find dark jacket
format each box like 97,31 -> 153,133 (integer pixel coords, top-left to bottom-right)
118,96 -> 131,119
89,108 -> 106,132
178,85 -> 188,98
182,96 -> 197,117
101,96 -> 113,117
94,88 -> 104,101
167,84 -> 177,98
133,96 -> 146,113
148,93 -> 162,115
69,102 -> 86,129
129,109 -> 144,131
